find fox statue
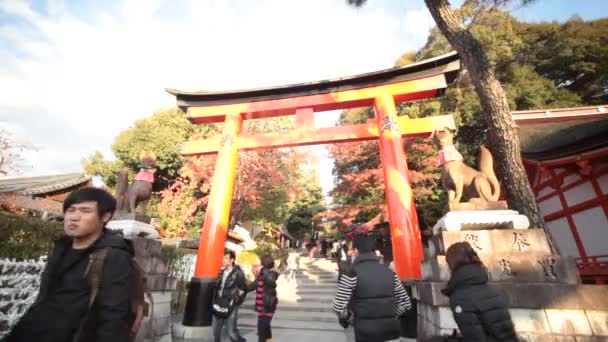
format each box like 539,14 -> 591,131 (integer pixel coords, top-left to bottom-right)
431,127 -> 506,211
115,152 -> 156,220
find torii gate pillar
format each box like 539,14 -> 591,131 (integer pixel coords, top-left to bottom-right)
375,94 -> 423,277
182,112 -> 242,326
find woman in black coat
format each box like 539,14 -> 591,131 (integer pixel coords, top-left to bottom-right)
247,255 -> 278,342
442,241 -> 518,342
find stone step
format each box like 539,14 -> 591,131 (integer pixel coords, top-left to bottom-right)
238,308 -> 337,322
296,278 -> 338,286
296,288 -> 337,296
296,283 -> 336,290
237,316 -> 343,332
296,272 -> 337,278
240,301 -> 334,313
244,295 -> 333,304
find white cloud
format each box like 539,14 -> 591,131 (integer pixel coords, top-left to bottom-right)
0,0 -> 431,178
402,7 -> 434,51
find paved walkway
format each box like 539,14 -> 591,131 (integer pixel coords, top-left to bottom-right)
240,326 -> 415,341
173,326 -> 415,342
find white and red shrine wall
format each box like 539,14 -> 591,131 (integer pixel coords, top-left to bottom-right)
526,149 -> 608,258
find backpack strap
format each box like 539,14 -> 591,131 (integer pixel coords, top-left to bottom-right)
72,247 -> 110,342
84,247 -> 111,309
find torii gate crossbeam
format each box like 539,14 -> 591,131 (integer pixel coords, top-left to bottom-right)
168,52 -> 460,327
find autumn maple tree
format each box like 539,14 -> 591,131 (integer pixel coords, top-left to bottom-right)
156,117 -> 320,238
328,106 -> 445,233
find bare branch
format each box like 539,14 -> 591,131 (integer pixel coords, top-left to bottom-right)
0,129 -> 37,176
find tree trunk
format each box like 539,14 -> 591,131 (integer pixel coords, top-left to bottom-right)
424,0 -> 558,253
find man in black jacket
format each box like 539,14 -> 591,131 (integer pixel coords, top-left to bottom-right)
213,250 -> 247,342
5,188 -> 132,342
332,235 -> 412,342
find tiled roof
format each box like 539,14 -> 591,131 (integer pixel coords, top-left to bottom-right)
0,173 -> 91,196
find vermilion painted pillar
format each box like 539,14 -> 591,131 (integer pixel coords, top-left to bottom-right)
374,94 -> 422,280
183,112 -> 242,326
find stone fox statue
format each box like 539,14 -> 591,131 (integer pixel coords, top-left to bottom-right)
116,152 -> 156,215
432,127 -> 502,210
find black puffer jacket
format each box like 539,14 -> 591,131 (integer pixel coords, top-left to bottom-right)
351,253 -> 400,342
216,265 -> 247,305
6,229 -> 132,342
442,263 -> 517,342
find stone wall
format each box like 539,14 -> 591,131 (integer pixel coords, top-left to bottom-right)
0,257 -> 45,339
130,238 -> 177,342
417,224 -> 608,341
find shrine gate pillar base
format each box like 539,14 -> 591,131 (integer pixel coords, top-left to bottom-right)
182,112 -> 242,327
374,94 -> 423,280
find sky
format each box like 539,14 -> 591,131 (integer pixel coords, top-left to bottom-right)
1,0 -> 607,199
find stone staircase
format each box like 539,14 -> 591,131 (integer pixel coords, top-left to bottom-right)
238,256 -> 342,333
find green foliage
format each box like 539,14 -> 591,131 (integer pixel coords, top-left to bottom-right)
516,18 -> 608,103
236,250 -> 260,265
503,64 -> 582,110
253,233 -> 283,260
394,50 -> 417,67
112,107 -> 194,183
413,6 -> 590,165
81,151 -> 125,188
0,212 -> 64,259
285,170 -> 326,239
335,2 -> 600,230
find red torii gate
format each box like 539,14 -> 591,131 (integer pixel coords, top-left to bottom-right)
168,52 -> 460,326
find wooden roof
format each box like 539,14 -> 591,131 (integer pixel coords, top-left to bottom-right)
167,51 -> 460,109
0,173 -> 91,196
513,105 -> 608,160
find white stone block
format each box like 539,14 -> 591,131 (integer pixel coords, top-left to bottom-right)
585,310 -> 608,336
433,210 -> 530,234
151,291 -> 172,304
152,302 -> 171,317
106,220 -> 159,239
438,306 -> 459,330
172,323 -> 213,341
510,308 -> 551,333
545,309 -> 593,335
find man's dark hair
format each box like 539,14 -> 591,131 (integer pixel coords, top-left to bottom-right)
224,250 -> 236,261
353,235 -> 374,254
63,187 -> 117,218
260,254 -> 274,269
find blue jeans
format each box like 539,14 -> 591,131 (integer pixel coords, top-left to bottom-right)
213,307 -> 245,342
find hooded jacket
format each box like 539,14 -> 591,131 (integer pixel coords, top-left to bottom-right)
442,263 -> 517,342
6,229 -> 132,342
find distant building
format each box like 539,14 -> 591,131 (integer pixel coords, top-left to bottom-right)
514,105 -> 608,260
0,173 -> 92,220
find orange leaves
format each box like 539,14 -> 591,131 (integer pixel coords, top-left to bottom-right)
157,147 -> 301,237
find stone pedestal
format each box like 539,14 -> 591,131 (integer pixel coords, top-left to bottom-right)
417,211 -> 608,341
106,219 -> 159,239
129,238 -> 177,342
171,324 -> 213,341
432,210 -> 530,234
